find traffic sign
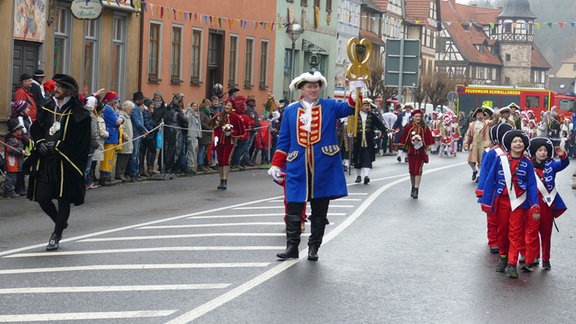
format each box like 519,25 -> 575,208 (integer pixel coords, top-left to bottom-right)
384,39 -> 421,88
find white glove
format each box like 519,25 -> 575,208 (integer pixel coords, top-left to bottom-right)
351,80 -> 366,89
267,166 -> 282,180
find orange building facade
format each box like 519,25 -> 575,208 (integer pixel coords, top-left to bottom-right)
140,2 -> 277,107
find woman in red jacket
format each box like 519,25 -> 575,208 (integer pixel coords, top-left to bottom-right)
209,97 -> 246,190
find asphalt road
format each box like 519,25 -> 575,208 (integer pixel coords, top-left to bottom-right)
1,152 -> 576,323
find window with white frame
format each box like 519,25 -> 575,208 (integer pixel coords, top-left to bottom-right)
53,5 -> 71,74
111,15 -> 126,96
83,19 -> 100,95
228,35 -> 238,87
190,29 -> 202,84
244,38 -> 254,88
171,25 -> 183,83
259,40 -> 269,89
148,22 -> 161,81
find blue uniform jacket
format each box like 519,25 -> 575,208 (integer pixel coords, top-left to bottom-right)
479,155 -> 539,212
534,155 -> 569,216
273,98 -> 354,202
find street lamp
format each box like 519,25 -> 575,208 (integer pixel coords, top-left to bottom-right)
286,23 -> 302,101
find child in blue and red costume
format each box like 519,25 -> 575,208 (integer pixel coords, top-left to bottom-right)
523,137 -> 569,271
480,130 -> 540,279
476,123 -> 513,254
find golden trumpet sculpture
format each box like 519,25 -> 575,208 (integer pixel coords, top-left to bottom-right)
346,37 -> 372,137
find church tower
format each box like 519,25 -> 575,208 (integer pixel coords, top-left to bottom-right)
496,0 -> 536,86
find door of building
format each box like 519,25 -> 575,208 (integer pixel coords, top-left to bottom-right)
206,30 -> 224,99
12,40 -> 39,96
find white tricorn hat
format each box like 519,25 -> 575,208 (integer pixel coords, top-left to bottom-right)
289,71 -> 327,92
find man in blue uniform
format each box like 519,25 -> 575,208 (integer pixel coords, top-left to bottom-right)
268,71 -> 357,261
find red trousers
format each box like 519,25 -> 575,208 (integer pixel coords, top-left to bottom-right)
495,195 -> 526,265
525,196 -> 554,264
486,211 -> 498,248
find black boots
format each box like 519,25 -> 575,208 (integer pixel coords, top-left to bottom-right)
307,217 -> 327,261
277,220 -> 301,260
217,179 -> 227,190
308,245 -> 319,261
410,187 -> 419,198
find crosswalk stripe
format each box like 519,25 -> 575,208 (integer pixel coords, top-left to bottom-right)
0,263 -> 270,275
138,222 -> 287,229
233,205 -> 354,209
187,212 -> 345,219
0,310 -> 177,322
0,284 -> 230,294
79,233 -> 306,242
5,246 -> 285,258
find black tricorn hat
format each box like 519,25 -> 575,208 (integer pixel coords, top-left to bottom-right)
52,74 -> 79,95
132,91 -> 145,100
529,137 -> 554,160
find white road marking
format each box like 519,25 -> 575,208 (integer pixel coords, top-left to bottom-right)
138,222 -> 287,229
0,284 -> 230,294
187,212 -> 346,219
0,263 -> 270,275
5,246 -> 285,258
233,205 -> 354,209
0,195 -> 285,258
79,233 -> 305,242
166,161 -> 468,323
0,310 -> 177,322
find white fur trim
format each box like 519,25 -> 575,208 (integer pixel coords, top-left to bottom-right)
289,71 -> 327,92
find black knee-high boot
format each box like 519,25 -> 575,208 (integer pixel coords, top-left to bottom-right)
277,214 -> 301,259
308,217 -> 327,261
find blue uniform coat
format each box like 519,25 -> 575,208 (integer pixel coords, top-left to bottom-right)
273,98 -> 354,202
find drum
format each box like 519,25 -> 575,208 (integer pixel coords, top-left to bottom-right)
441,137 -> 452,145
432,129 -> 441,137
451,133 -> 460,141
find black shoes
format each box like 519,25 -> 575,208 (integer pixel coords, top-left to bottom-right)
542,261 -> 551,270
489,246 -> 499,254
495,256 -> 508,272
411,187 -> 419,199
46,233 -> 61,251
520,264 -> 534,273
355,176 -> 362,183
363,176 -> 370,185
507,265 -> 519,279
217,180 -> 227,190
397,156 -> 401,162
472,171 -> 478,181
308,245 -> 319,261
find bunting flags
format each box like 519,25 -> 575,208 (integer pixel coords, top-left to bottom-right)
139,1 -> 576,31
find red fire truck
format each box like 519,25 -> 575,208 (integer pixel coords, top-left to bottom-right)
456,84 -> 576,119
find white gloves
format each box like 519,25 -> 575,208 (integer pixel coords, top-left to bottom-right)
348,79 -> 367,101
267,166 -> 282,180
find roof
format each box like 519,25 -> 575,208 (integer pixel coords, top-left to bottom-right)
371,0 -> 388,12
405,0 -> 429,22
499,0 -> 536,19
440,0 -> 502,65
363,0 -> 383,12
360,30 -> 385,47
531,45 -> 551,69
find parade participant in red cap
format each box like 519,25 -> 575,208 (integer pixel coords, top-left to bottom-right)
208,97 -> 246,190
399,109 -> 434,199
267,71 -> 357,261
98,91 -> 124,186
23,74 -> 91,251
